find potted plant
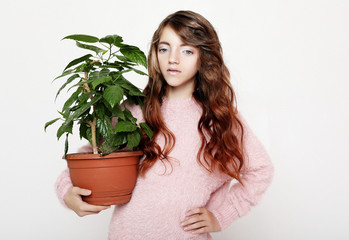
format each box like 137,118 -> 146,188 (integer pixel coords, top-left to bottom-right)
45,34 -> 152,206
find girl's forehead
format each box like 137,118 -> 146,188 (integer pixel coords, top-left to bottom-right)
158,26 -> 183,45
159,26 -> 179,38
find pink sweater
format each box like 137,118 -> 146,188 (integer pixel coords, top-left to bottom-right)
55,97 -> 274,240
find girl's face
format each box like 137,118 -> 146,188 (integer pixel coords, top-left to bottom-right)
157,26 -> 200,99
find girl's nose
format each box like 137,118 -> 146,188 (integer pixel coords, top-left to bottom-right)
169,51 -> 179,64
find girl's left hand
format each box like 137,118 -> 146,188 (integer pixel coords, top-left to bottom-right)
181,207 -> 221,234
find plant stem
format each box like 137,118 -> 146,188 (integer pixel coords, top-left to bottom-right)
83,72 -> 98,154
90,117 -> 98,154
106,45 -> 112,62
83,72 -> 91,94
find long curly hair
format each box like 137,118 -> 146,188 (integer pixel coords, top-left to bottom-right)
140,10 -> 245,183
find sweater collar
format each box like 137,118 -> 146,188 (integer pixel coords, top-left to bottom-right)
162,96 -> 197,109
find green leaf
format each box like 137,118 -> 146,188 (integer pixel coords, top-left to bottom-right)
95,104 -> 105,119
55,74 -> 81,100
109,71 -> 122,81
87,128 -> 93,145
127,95 -> 143,107
103,85 -> 123,108
92,76 -> 112,89
57,121 -> 73,140
63,54 -> 92,71
76,41 -> 104,54
89,71 -> 100,80
54,69 -> 75,81
118,78 -> 144,97
104,63 -> 124,71
140,122 -> 153,139
120,61 -> 137,68
109,69 -> 133,82
62,88 -> 82,113
58,110 -> 68,119
74,63 -> 87,73
115,55 -> 129,62
123,108 -> 137,123
99,35 -> 123,47
129,89 -> 145,97
111,105 -> 125,121
99,68 -> 110,77
99,140 -> 118,155
88,69 -> 110,83
79,123 -> 92,144
66,77 -> 96,92
120,45 -> 147,68
132,68 -> 148,76
44,118 -> 61,131
114,121 -> 137,133
104,61 -> 123,69
79,121 -> 88,140
118,69 -> 133,76
96,118 -> 113,139
63,34 -> 99,43
64,133 -> 69,157
78,91 -> 93,103
67,95 -> 102,122
111,133 -> 127,146
127,131 -> 141,147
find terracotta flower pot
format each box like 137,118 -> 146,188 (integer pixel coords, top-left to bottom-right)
65,151 -> 143,206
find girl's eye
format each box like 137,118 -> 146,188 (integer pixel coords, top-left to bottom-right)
159,48 -> 168,53
183,50 -> 193,55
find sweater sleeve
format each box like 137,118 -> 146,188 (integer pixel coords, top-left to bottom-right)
54,144 -> 93,208
55,168 -> 73,208
207,114 -> 274,230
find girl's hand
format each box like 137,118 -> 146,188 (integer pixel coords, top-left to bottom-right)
181,207 -> 221,234
64,186 -> 110,217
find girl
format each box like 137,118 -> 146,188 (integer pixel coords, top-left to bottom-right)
56,10 -> 274,240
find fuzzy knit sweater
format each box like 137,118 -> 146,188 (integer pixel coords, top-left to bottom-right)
55,97 -> 274,240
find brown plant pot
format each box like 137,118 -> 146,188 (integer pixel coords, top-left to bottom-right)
65,151 -> 143,206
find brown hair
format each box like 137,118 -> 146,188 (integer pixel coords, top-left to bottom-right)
140,10 -> 245,183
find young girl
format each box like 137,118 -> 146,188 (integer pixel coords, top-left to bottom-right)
55,10 -> 274,239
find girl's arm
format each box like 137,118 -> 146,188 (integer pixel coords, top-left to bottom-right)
206,114 -> 274,230
55,145 -> 109,216
55,168 -> 74,208
54,144 -> 93,208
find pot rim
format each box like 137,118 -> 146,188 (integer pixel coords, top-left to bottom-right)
64,150 -> 144,160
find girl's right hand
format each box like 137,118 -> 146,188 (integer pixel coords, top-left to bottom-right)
64,186 -> 110,217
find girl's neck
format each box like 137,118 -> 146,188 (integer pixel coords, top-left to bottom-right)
166,87 -> 194,100
162,94 -> 197,109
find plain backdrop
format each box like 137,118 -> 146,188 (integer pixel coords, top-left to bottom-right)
1,0 -> 348,239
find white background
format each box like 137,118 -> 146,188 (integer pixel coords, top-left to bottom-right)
1,0 -> 348,239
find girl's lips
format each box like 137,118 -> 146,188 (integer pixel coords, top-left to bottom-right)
167,69 -> 181,75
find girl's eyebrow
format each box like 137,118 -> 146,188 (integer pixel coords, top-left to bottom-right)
158,41 -> 193,47
159,41 -> 170,46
